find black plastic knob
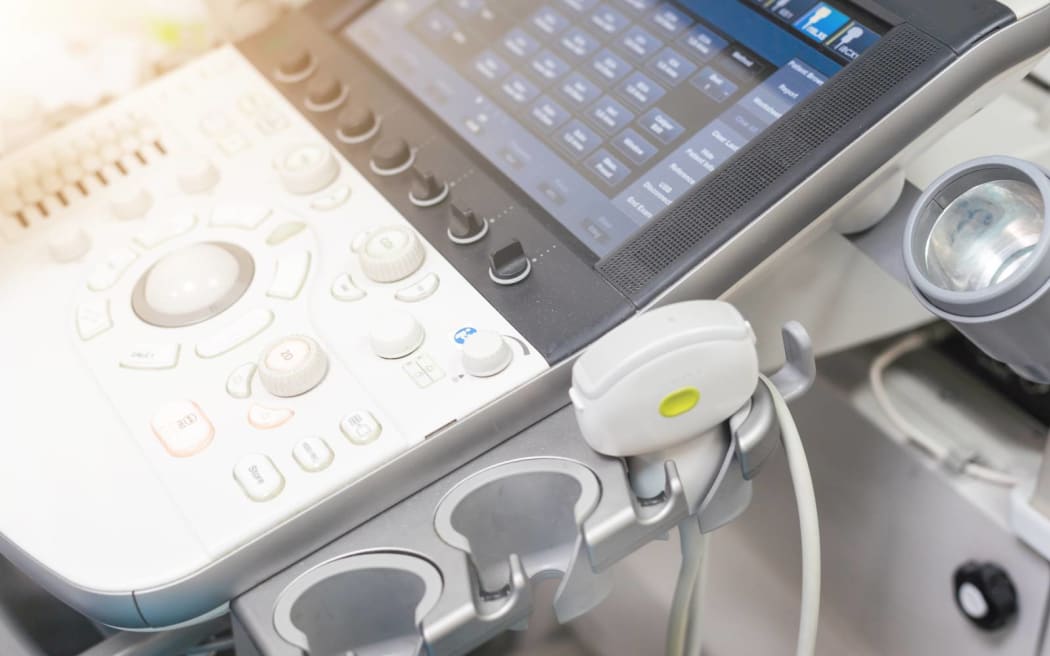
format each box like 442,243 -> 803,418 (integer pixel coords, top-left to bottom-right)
953,561 -> 1017,631
448,204 -> 488,244
489,240 -> 531,285
337,105 -> 378,141
278,48 -> 313,79
306,73 -> 345,109
409,168 -> 448,206
371,137 -> 413,174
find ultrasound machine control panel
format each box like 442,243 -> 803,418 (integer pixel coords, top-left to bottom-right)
0,0 -> 1047,629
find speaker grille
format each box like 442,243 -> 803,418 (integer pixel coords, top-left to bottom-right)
597,24 -> 952,302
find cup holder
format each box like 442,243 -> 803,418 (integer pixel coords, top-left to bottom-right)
433,457 -> 610,622
273,552 -> 443,656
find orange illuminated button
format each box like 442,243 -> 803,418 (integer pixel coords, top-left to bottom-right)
151,401 -> 215,457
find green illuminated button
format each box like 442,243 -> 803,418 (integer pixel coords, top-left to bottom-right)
659,387 -> 700,418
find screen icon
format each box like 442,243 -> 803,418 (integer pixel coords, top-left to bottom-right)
829,22 -> 880,60
767,0 -> 818,23
794,3 -> 850,43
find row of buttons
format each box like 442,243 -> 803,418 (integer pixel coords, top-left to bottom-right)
153,398 -> 381,457
232,411 -> 384,502
331,271 -> 441,304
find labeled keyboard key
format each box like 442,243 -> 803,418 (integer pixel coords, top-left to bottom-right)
559,120 -> 602,159
586,150 -> 631,187
234,454 -> 285,501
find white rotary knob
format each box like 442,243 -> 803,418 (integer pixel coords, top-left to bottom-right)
461,330 -> 513,378
175,154 -> 220,194
258,335 -> 330,398
110,182 -> 153,220
369,310 -> 425,359
276,142 -> 339,195
359,226 -> 425,283
48,225 -> 92,263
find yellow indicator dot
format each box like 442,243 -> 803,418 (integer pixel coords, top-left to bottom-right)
659,388 -> 701,418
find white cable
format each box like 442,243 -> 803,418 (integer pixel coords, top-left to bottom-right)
683,532 -> 711,656
868,332 -> 1017,487
667,518 -> 705,656
761,375 -> 821,656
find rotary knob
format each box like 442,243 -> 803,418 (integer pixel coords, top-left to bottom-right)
276,47 -> 315,82
359,226 -> 425,283
370,137 -> 414,175
110,183 -> 153,220
448,204 -> 489,245
461,330 -> 513,377
258,335 -> 330,398
337,105 -> 379,143
276,143 -> 339,195
409,167 -> 449,207
48,225 -> 92,263
175,155 -> 220,194
370,310 -> 425,359
954,562 -> 1018,631
305,72 -> 346,111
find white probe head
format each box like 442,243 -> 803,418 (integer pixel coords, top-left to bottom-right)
570,301 -> 760,458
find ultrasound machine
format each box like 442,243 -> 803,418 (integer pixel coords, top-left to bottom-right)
1,0 -> 1049,653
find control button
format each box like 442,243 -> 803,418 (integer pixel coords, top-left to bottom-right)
448,204 -> 489,245
134,212 -> 197,249
489,240 -> 532,285
88,248 -> 139,292
277,143 -> 339,195
293,437 -> 334,472
248,404 -> 296,430
359,227 -> 425,283
196,308 -> 275,359
211,204 -> 272,230
403,353 -> 446,388
332,273 -> 366,302
395,273 -> 440,303
370,137 -> 415,176
336,105 -> 380,144
408,168 -> 449,207
175,154 -> 220,194
267,251 -> 312,299
369,310 -> 425,359
234,454 -> 285,502
110,183 -> 153,220
258,335 -> 329,398
340,410 -> 382,445
275,48 -> 316,83
120,344 -> 181,370
151,401 -> 214,457
311,185 -> 352,211
266,222 -> 307,246
48,226 -> 92,263
133,242 -> 254,328
227,363 -> 257,399
304,72 -> 348,112
76,300 -> 113,341
350,230 -> 371,253
461,330 -> 513,377
954,562 -> 1018,631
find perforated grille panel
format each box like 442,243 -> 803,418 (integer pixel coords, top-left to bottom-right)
597,25 -> 953,302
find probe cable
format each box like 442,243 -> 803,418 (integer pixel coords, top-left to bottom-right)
869,331 -> 1017,487
666,376 -> 822,656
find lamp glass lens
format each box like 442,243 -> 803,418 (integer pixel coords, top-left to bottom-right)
923,179 -> 1045,293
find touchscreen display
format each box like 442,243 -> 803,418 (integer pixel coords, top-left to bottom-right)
348,0 -> 883,256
